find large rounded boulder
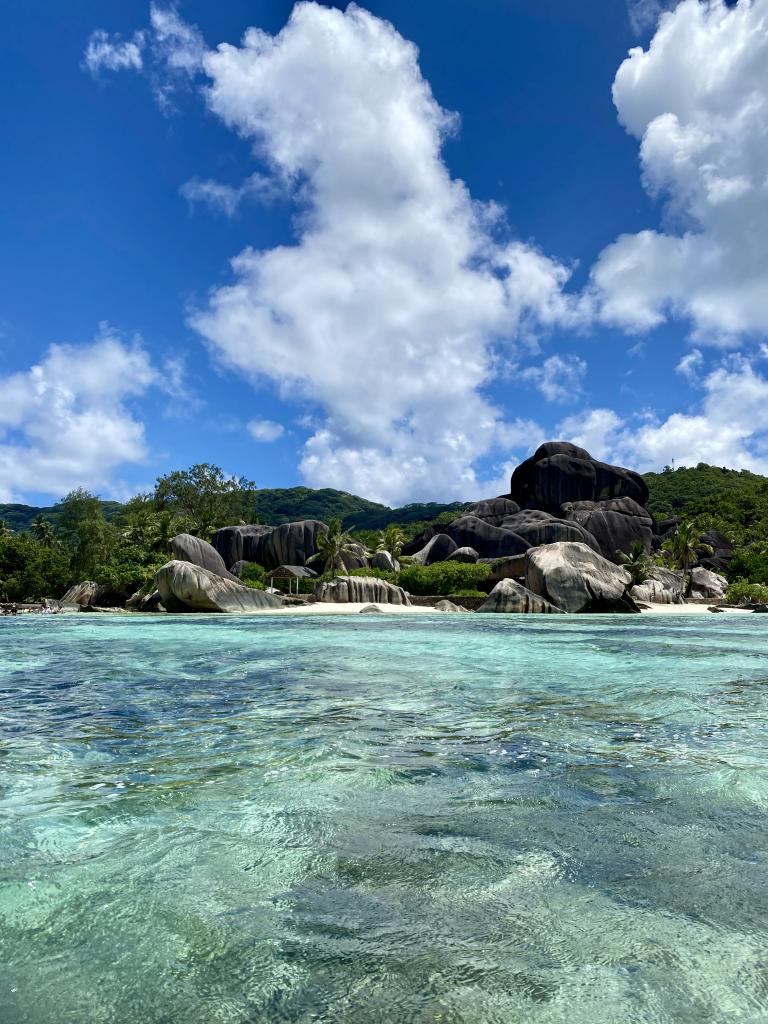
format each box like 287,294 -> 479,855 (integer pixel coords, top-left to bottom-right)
171,533 -> 240,581
525,542 -> 638,613
501,510 -> 600,551
510,442 -> 649,512
478,578 -> 563,614
630,567 -> 684,605
156,560 -> 283,613
211,525 -> 273,568
411,533 -> 458,565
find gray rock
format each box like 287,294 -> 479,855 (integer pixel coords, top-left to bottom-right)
434,599 -> 467,612
401,526 -> 437,556
564,499 -> 653,563
442,516 -> 529,559
689,567 -> 728,600
155,560 -> 284,613
478,578 -> 563,614
411,533 -> 458,565
211,525 -> 273,568
314,575 -> 411,605
170,534 -> 240,581
462,496 -> 520,527
501,510 -> 600,551
509,442 -> 649,513
59,581 -> 119,608
446,547 -> 479,563
359,604 -> 385,614
525,542 -> 638,613
482,554 -> 528,585
630,568 -> 684,604
371,550 -> 400,572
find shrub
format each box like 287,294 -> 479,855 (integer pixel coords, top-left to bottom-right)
397,561 -> 490,596
347,567 -> 398,583
239,563 -> 266,589
725,580 -> 768,605
448,589 -> 487,599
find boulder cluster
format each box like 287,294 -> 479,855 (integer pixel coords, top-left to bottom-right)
58,441 -> 730,614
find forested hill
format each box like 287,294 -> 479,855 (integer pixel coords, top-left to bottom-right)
4,465 -> 768,543
0,490 -> 464,535
644,464 -> 768,547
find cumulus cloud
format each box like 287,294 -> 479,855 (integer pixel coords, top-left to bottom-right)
84,29 -> 145,74
247,418 -> 284,442
626,0 -> 676,35
558,355 -> 768,473
592,0 -> 768,342
187,2 -> 585,504
180,172 -> 278,216
0,331 -> 159,502
521,354 -> 587,403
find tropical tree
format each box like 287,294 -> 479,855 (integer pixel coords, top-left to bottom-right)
377,524 -> 405,560
31,514 -> 56,548
153,464 -> 256,539
662,521 -> 713,597
0,519 -> 14,539
313,517 -> 360,574
615,540 -> 653,589
57,488 -> 109,580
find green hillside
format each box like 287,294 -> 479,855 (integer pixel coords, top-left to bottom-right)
0,501 -> 124,534
644,464 -> 768,543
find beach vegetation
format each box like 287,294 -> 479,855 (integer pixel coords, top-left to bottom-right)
725,580 -> 768,605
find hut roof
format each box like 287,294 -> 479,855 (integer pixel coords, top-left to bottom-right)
269,565 -> 318,579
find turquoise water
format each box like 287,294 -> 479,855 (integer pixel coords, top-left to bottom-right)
1,613 -> 767,1024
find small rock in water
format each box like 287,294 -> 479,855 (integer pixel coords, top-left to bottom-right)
359,604 -> 384,614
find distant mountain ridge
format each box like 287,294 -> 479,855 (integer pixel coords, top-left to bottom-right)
4,465 -> 767,538
0,489 -> 465,534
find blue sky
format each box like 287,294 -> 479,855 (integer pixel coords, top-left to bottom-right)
1,0 -> 767,507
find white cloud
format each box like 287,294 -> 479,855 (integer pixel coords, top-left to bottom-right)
592,0 -> 768,342
84,29 -> 145,74
556,408 -> 625,463
187,2 -> 584,504
149,3 -> 205,76
247,418 -> 284,442
180,172 -> 277,216
0,331 -> 158,502
626,0 -> 675,35
676,347 -> 704,383
558,355 -> 768,473
521,354 -> 587,403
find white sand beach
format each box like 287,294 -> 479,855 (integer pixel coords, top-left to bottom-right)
638,603 -> 751,615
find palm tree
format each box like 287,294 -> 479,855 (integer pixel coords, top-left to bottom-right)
32,514 -> 56,548
377,524 -> 405,560
313,517 -> 360,574
662,521 -> 713,598
616,540 -> 653,588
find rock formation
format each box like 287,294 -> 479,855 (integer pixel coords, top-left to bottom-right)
442,516 -> 529,559
170,533 -> 240,581
314,575 -> 411,605
525,542 -> 639,613
156,560 -> 283,613
630,567 -> 684,605
371,550 -> 400,572
689,567 -> 728,600
446,547 -> 479,563
411,533 -> 458,565
212,521 -> 329,571
478,578 -> 563,613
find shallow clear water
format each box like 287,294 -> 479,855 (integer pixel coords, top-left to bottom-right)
1,612 -> 767,1023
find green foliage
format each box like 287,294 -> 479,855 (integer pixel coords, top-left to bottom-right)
725,580 -> 768,605
377,524 -> 405,559
239,563 -> 266,590
397,562 -> 490,596
728,543 -> 768,584
312,517 -> 363,574
644,463 -> 768,551
153,463 -> 257,539
58,488 -> 110,580
615,540 -> 654,587
0,534 -> 71,602
448,589 -> 487,599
